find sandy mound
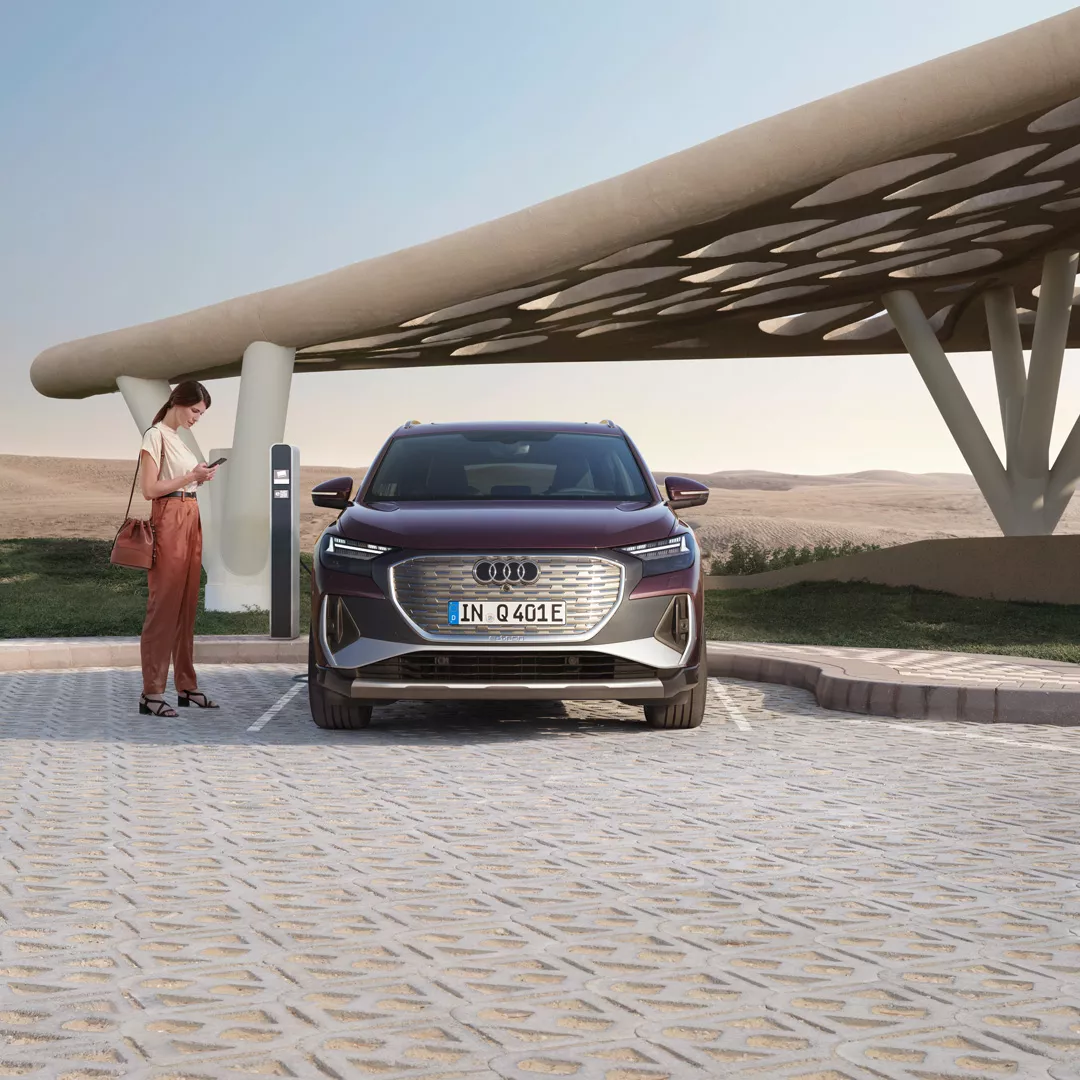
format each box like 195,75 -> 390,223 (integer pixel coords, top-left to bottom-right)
654,469 -> 975,491
685,514 -> 931,558
2,456 -> 1076,556
0,456 -> 367,551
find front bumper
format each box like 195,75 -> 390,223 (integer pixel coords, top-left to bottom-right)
313,548 -> 702,704
318,665 -> 699,703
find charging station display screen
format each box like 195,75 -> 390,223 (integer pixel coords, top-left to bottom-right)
270,444 -> 300,639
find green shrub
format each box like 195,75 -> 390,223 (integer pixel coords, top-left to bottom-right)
711,539 -> 880,576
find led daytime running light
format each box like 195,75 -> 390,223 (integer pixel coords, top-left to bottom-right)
619,534 -> 689,560
327,536 -> 393,560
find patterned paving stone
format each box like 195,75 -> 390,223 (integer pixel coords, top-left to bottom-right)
994,938 -> 1080,986
301,1018 -> 496,1079
119,963 -> 296,1013
836,1021 -> 1061,1078
488,1039 -> 700,1080
637,1006 -> 842,1073
418,952 -> 593,1001
887,956 -> 1068,1008
545,930 -> 710,980
765,982 -> 949,1038
3,665 -> 1080,1078
451,991 -> 641,1050
957,999 -> 1080,1062
119,997 -> 307,1066
586,969 -> 763,1021
709,943 -> 884,992
278,974 -> 469,1028
810,925 -> 986,974
508,902 -> 662,945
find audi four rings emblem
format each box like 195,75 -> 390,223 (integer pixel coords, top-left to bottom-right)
473,559 -> 541,585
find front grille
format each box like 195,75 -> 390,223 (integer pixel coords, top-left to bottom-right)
390,555 -> 623,640
357,652 -> 656,683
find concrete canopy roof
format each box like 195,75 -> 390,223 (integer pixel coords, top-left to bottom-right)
31,9 -> 1080,400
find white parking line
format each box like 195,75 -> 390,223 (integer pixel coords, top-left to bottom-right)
247,682 -> 304,732
709,679 -> 752,730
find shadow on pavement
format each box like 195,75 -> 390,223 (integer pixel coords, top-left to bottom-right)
0,669 -> 655,747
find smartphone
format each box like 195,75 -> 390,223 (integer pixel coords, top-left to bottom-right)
207,457 -> 228,468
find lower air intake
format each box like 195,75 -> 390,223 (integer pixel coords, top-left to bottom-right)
357,653 -> 656,683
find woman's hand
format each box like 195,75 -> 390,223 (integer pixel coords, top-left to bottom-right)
191,463 -> 217,484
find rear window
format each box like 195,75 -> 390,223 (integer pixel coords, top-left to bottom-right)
366,431 -> 651,502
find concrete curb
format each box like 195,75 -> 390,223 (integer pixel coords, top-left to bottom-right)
1,636 -> 1075,725
707,643 -> 1080,725
0,636 -> 307,672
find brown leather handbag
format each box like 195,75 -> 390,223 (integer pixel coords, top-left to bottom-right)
110,433 -> 162,570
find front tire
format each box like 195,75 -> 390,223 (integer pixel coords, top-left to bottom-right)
308,632 -> 372,730
643,674 -> 706,730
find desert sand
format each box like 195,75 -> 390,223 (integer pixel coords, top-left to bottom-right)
2,455 -> 1077,556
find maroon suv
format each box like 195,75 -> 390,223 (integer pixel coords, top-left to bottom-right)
308,421 -> 709,730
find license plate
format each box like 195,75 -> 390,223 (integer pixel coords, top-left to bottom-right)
448,600 -> 566,626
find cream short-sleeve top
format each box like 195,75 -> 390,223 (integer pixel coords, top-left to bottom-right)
141,423 -> 199,495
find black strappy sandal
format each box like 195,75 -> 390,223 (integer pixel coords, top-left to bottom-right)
140,694 -> 178,718
177,690 -> 219,709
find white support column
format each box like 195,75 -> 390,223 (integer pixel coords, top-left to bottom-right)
204,341 -> 295,612
888,247 -> 1080,536
1046,416 -> 1080,530
882,289 -> 1014,533
1016,249 -> 1078,477
983,286 -> 1026,469
117,373 -> 205,473
198,443 -> 229,610
117,376 -> 171,435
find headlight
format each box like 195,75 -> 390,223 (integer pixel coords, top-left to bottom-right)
318,532 -> 396,576
618,531 -> 696,577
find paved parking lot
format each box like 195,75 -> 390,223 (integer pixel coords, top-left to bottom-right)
2,665 -> 1080,1079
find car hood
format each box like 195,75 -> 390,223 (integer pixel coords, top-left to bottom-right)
335,500 -> 679,550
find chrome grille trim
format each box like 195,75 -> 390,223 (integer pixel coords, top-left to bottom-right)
389,554 -> 625,643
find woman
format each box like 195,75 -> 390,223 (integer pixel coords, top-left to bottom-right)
138,381 -> 220,717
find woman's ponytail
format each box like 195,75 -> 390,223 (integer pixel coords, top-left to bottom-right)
151,394 -> 175,427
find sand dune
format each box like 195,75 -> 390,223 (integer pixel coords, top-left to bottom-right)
0,455 -> 364,552
654,468 -> 975,491
2,454 -> 1077,555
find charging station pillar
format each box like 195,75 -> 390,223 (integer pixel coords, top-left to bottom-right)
269,444 -> 300,639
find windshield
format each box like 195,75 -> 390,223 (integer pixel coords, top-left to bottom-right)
366,431 -> 651,502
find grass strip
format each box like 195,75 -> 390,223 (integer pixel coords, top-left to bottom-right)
705,581 -> 1080,663
0,538 -> 287,638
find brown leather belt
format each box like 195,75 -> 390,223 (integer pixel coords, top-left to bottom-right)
159,491 -> 198,500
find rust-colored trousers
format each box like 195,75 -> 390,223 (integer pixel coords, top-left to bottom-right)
141,497 -> 202,695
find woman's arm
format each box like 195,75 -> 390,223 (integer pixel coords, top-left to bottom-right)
140,452 -> 213,500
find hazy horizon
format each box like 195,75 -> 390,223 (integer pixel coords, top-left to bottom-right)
0,448 -> 975,483
4,0 -> 1080,474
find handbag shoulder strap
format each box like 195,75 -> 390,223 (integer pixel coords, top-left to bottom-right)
124,425 -> 165,519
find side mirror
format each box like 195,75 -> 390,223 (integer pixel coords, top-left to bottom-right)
312,476 -> 353,510
665,476 -> 709,510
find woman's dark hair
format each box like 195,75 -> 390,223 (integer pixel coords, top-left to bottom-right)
152,381 -> 212,426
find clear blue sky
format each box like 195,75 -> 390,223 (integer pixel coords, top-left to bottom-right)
3,0 -> 1078,471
